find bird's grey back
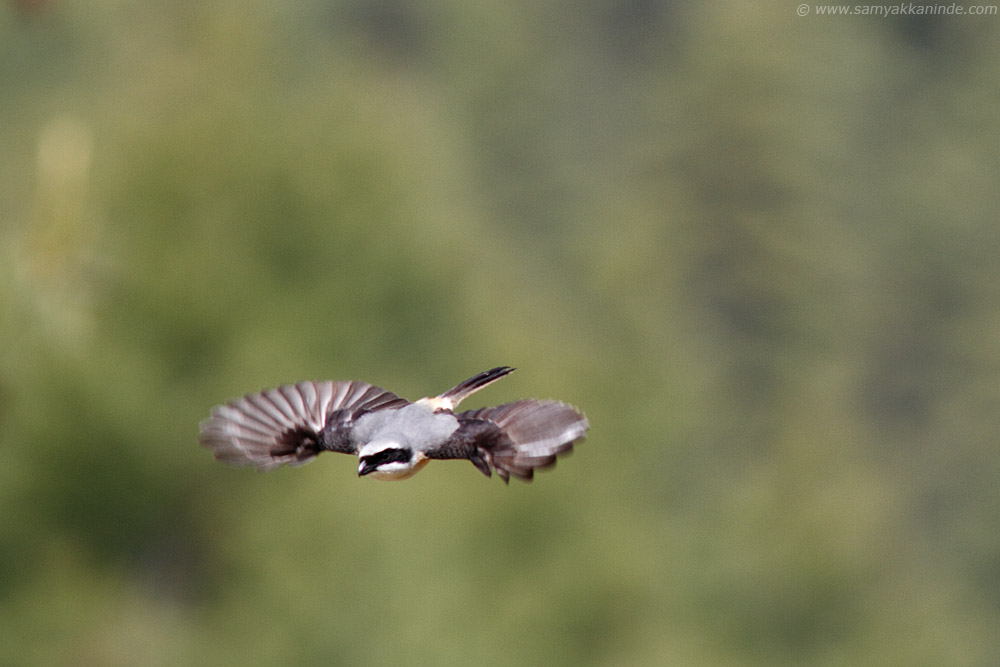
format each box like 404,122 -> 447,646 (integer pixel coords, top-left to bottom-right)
352,403 -> 459,450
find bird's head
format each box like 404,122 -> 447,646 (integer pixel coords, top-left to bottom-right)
357,438 -> 428,481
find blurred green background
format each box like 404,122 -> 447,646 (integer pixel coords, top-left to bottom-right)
3,1 -> 1000,665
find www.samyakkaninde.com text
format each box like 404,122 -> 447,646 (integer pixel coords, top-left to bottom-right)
802,3 -> 997,15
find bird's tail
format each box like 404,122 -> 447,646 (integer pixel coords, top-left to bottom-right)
461,399 -> 589,482
436,366 -> 515,410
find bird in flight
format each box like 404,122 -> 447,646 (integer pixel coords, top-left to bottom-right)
199,367 -> 588,482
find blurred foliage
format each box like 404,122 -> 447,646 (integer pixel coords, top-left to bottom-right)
2,1 -> 1000,665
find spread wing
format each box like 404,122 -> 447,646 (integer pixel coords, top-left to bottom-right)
199,381 -> 409,470
426,399 -> 588,482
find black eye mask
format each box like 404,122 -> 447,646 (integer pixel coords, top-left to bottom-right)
361,448 -> 412,467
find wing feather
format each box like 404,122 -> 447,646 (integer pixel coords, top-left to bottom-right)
199,380 -> 409,470
432,399 -> 588,482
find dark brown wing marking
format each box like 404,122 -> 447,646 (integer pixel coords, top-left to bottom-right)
428,399 -> 588,483
199,380 -> 409,470
424,418 -> 508,477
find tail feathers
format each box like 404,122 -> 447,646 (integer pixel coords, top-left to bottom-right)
436,366 -> 515,410
461,399 -> 588,482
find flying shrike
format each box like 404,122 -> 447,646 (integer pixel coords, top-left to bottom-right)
199,367 -> 588,482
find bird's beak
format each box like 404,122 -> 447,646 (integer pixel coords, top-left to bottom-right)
358,460 -> 375,477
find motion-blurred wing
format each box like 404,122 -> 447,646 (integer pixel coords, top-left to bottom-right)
429,399 -> 588,482
199,381 -> 409,470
